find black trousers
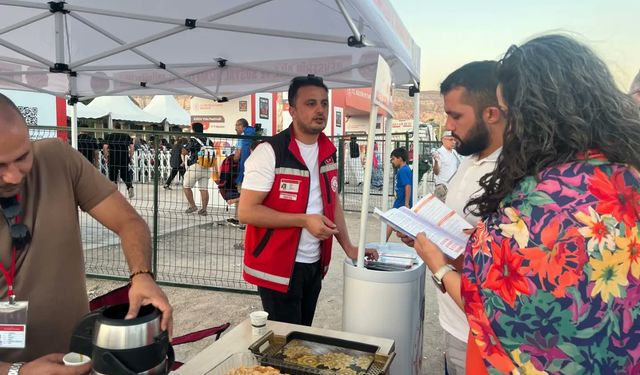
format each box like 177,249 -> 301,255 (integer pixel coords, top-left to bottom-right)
258,261 -> 322,326
164,167 -> 185,186
108,157 -> 133,189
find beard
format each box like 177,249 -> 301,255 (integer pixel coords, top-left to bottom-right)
297,119 -> 326,135
454,118 -> 490,156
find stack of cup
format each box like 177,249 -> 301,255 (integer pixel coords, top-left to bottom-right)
250,311 -> 269,336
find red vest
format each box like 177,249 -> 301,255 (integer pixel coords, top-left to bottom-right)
243,126 -> 338,292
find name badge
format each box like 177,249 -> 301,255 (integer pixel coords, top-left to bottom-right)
279,179 -> 300,193
0,301 -> 28,349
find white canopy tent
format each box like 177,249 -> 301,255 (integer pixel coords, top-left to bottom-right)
0,0 -> 421,200
87,95 -> 163,124
0,0 -> 419,98
65,101 -> 107,118
143,95 -> 190,126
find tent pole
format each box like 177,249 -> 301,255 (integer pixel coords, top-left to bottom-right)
380,115 -> 393,243
108,113 -> 113,129
412,92 -> 420,204
334,0 -> 363,42
0,11 -> 51,36
71,103 -> 78,149
54,8 -> 64,63
357,103 -> 379,268
69,13 -> 221,100
0,39 -> 53,67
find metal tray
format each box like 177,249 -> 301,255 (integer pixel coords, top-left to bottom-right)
204,351 -> 259,375
248,331 -> 395,375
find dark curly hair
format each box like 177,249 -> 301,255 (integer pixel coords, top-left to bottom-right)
467,34 -> 640,217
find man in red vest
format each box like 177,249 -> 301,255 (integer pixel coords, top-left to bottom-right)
239,75 -> 377,325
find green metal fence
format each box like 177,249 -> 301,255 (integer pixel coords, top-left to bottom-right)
28,126 -> 439,292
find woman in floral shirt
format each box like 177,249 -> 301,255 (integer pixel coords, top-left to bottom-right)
414,35 -> 640,374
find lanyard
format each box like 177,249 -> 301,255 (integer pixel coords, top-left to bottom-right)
0,195 -> 21,304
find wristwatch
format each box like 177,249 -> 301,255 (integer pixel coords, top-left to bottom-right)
432,264 -> 456,293
7,362 -> 24,375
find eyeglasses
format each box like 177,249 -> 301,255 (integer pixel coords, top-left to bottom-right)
0,197 -> 31,251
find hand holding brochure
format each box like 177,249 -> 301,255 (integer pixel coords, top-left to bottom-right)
374,193 -> 473,259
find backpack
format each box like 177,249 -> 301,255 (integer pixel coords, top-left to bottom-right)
191,137 -> 216,168
217,154 -> 239,200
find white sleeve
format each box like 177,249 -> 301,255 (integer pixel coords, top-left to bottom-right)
241,143 -> 275,192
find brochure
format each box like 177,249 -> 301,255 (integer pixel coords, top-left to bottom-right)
374,193 -> 473,259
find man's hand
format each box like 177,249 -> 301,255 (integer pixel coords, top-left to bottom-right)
126,274 -> 173,336
395,231 -> 415,247
304,214 -> 339,240
19,354 -> 91,375
345,244 -> 379,261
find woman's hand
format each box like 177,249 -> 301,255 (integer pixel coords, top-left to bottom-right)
414,232 -> 447,273
395,231 -> 415,247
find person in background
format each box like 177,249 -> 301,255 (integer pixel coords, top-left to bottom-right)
386,147 -> 412,240
239,75 -> 377,326
77,132 -> 99,168
413,34 -> 640,374
370,142 -> 384,189
346,136 -> 363,186
163,137 -> 187,190
0,93 -> 172,374
432,131 -> 460,202
229,118 -> 255,226
630,69 -> 640,105
103,124 -> 135,199
235,119 -> 256,188
182,122 -> 215,216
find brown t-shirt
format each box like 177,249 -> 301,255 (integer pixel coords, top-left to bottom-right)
0,138 -> 116,361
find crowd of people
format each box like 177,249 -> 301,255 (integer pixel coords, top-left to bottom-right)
1,33 -> 639,374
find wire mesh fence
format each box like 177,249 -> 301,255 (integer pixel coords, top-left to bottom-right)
29,126 -> 439,292
332,134 -> 439,212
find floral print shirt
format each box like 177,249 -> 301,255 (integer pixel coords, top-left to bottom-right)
462,153 -> 640,374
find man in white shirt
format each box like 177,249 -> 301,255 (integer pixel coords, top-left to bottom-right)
439,61 -> 506,375
239,75 -> 377,325
397,61 -> 505,374
433,131 -> 461,202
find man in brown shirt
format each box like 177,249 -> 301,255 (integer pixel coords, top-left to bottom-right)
0,94 -> 173,374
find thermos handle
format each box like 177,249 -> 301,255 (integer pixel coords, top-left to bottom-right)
69,309 -> 103,356
156,330 -> 175,373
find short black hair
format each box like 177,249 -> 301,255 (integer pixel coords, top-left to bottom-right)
391,147 -> 408,162
192,122 -> 204,133
288,75 -> 328,107
237,118 -> 249,128
440,61 -> 499,114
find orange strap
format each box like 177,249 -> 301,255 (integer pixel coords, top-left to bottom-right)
466,331 -> 489,375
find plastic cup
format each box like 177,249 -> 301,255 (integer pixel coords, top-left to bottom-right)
63,352 -> 91,366
250,311 -> 269,336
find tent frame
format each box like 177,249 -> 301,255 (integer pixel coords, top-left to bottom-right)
0,0 -> 420,152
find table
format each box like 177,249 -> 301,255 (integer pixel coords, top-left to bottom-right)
175,318 -> 395,374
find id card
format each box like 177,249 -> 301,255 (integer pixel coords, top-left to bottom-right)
0,301 -> 28,348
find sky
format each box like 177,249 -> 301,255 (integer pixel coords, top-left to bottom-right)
389,0 -> 640,92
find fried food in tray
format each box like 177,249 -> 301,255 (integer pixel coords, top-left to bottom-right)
224,365 -> 283,374
275,338 -> 375,374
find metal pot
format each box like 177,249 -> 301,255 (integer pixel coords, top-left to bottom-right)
70,303 -> 174,375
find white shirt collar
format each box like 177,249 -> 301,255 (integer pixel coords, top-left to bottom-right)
472,146 -> 502,165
